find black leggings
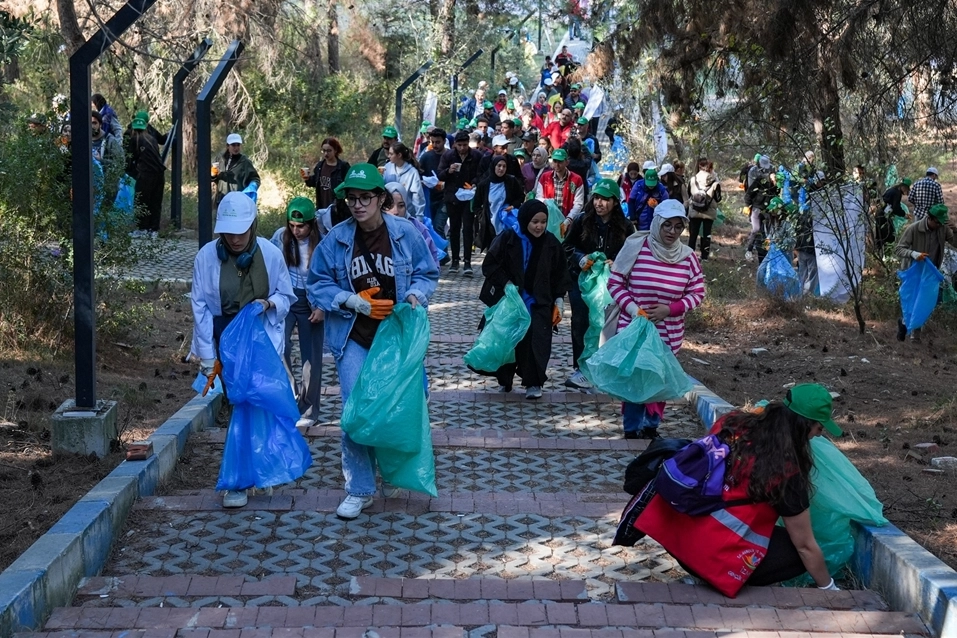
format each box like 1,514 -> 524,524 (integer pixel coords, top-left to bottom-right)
679,526 -> 807,587
687,218 -> 713,258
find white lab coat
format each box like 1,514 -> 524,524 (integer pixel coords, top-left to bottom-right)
190,237 -> 296,360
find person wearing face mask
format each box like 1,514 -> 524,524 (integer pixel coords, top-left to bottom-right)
271,197 -> 324,428
607,199 -> 705,439
523,146 -> 550,194
562,179 -> 633,389
308,164 -> 439,519
479,200 -> 571,400
191,192 -> 297,508
474,156 -> 526,247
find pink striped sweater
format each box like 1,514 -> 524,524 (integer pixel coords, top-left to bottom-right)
607,243 -> 705,353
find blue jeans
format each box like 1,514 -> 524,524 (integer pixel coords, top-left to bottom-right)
336,339 -> 378,497
622,402 -> 662,433
431,200 -> 448,239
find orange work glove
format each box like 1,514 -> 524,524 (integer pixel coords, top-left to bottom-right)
552,305 -> 562,326
202,360 -> 222,397
648,198 -> 658,208
916,252 -> 928,261
359,286 -> 395,320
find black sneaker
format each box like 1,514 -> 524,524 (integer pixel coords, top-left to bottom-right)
636,427 -> 660,440
448,262 -> 460,273
463,264 -> 474,277
896,319 -> 907,342
623,431 -> 639,440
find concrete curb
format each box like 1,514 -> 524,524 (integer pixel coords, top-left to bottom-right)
684,375 -> 955,637
0,392 -> 221,638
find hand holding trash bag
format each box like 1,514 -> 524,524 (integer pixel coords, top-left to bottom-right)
898,259 -> 945,331
345,286 -> 394,319
463,283 -> 532,373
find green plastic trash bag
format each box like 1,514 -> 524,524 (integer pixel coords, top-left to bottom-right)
942,280 -> 957,312
578,251 -> 611,364
340,303 -> 437,496
713,207 -> 725,228
884,165 -> 899,190
580,315 -> 692,403
341,303 -> 430,454
808,437 -> 888,574
892,215 -> 907,236
545,199 -> 565,243
464,283 -> 531,373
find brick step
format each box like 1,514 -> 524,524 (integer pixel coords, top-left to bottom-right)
39,602 -> 930,635
134,489 -> 626,516
308,388 -> 611,403
197,427 -> 646,451
21,630 -> 465,638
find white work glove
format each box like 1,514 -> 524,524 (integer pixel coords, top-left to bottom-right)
199,358 -> 216,377
422,171 -> 440,188
344,294 -> 372,317
579,255 -> 594,271
555,298 -> 564,315
745,250 -> 755,263
623,302 -> 643,319
817,578 -> 840,591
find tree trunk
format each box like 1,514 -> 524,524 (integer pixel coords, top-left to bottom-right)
814,40 -> 846,177
56,0 -> 86,55
438,0 -> 455,57
328,0 -> 340,74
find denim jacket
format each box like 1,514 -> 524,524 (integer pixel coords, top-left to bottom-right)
306,214 -> 439,358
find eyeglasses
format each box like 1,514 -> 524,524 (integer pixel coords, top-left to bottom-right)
345,194 -> 377,208
661,221 -> 686,232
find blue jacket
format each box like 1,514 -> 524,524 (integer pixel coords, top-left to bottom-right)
627,180 -> 671,231
307,214 -> 439,358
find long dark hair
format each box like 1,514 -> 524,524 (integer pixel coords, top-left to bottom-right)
282,219 -> 320,268
389,142 -> 419,170
579,197 -> 632,247
718,402 -> 816,510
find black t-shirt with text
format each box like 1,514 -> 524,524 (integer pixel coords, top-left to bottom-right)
348,222 -> 395,349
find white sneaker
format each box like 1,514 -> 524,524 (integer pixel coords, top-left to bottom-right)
526,386 -> 543,400
381,483 -> 402,498
223,490 -> 248,508
565,370 -> 591,389
296,416 -> 316,429
336,494 -> 374,519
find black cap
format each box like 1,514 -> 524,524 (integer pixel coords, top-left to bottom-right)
521,131 -> 538,142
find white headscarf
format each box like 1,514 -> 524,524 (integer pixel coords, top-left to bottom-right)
647,210 -> 694,264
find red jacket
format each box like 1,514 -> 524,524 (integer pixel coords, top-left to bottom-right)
542,121 -> 572,150
537,169 -> 584,217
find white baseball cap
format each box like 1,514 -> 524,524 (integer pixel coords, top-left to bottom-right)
659,163 -> 675,177
215,191 -> 257,234
509,76 -> 518,85
498,89 -> 507,95
642,160 -> 657,171
544,77 -> 554,86
226,133 -> 242,145
492,134 -> 509,148
655,199 -> 688,219
927,166 -> 939,176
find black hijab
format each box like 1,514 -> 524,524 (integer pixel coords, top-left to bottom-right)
517,200 -> 548,282
489,155 -> 508,184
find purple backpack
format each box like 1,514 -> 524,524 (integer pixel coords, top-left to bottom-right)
655,434 -> 738,516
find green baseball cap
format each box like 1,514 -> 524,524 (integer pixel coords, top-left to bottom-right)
784,384 -> 842,436
457,118 -> 469,129
576,116 -> 589,125
512,118 -> 522,127
286,196 -> 316,222
644,169 -> 659,185
419,121 -> 431,134
929,203 -> 949,224
507,100 -> 514,109
592,178 -> 620,200
333,163 -> 386,197
134,109 -> 149,123
574,101 -> 585,109
483,101 -> 494,109
571,83 -> 581,90
131,117 -> 147,131
551,148 -> 568,162
513,149 -> 528,159
768,196 -> 785,211
901,177 -> 912,187
382,125 -> 398,139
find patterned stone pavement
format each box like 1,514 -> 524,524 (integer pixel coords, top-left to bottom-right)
92,254 -> 708,607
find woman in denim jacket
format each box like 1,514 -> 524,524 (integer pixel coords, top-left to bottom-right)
307,163 -> 439,519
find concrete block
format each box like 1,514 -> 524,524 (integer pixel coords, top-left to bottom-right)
48,500 -> 114,577
6,533 -> 84,612
109,454 -> 160,497
50,400 -> 118,459
79,475 -> 138,538
149,434 -> 181,478
684,377 -> 734,431
149,417 -> 195,453
0,569 -> 45,636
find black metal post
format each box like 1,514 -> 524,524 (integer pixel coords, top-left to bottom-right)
70,0 -> 159,409
395,60 -> 433,141
538,0 -> 542,51
450,49 -> 484,126
196,40 -> 244,248
169,38 -> 213,229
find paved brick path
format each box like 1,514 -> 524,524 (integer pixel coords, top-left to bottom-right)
24,261 -> 931,637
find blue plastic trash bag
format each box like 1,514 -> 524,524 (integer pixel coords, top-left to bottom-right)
215,303 -> 312,491
807,437 -> 888,574
464,283 -> 532,373
578,252 -> 611,364
495,206 -> 520,236
580,316 -> 692,403
242,182 -> 259,203
423,217 -> 449,251
757,243 -> 801,300
898,259 -> 944,331
545,199 -> 565,242
341,304 -> 437,496
191,371 -> 223,396
113,174 -> 135,217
